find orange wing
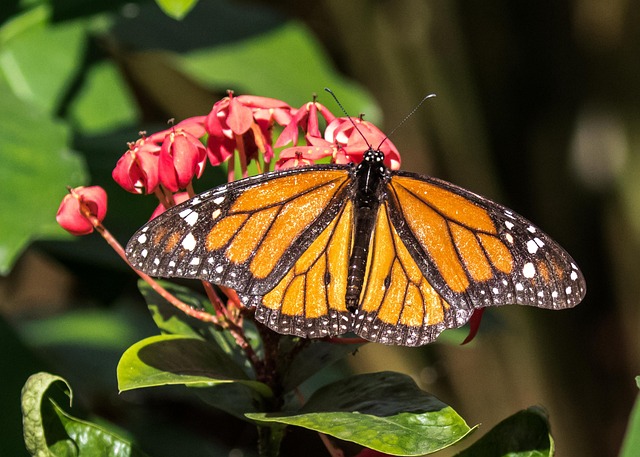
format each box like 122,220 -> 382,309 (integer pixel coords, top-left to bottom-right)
246,201 -> 354,338
126,167 -> 353,297
385,173 -> 586,313
352,204 -> 459,346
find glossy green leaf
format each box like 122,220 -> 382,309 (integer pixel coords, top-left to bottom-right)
21,372 -> 148,457
247,371 -> 473,456
279,339 -> 363,392
179,21 -> 379,120
454,406 -> 553,457
0,81 -> 87,275
138,280 -> 254,372
155,0 -> 199,20
117,334 -> 272,397
620,377 -> 640,457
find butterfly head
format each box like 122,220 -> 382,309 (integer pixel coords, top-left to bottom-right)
363,148 -> 385,164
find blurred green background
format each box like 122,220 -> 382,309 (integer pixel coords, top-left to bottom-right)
1,0 -> 638,456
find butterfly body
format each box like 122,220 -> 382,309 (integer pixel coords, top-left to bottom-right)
346,149 -> 389,312
126,148 -> 585,346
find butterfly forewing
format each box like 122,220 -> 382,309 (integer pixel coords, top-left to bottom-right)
126,166 -> 354,296
385,172 -> 586,313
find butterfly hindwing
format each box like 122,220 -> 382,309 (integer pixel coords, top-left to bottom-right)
247,200 -> 355,338
352,204 -> 462,346
385,172 -> 586,314
126,166 -> 354,296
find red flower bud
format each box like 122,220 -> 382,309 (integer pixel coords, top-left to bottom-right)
56,186 -> 108,235
112,136 -> 161,194
158,129 -> 207,192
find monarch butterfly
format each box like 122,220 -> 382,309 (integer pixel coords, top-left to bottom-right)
126,147 -> 585,346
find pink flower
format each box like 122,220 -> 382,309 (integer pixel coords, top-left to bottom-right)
205,93 -> 292,176
158,127 -> 207,192
112,134 -> 162,194
113,117 -> 207,194
326,117 -> 401,169
56,186 -> 108,235
276,117 -> 402,170
275,99 -> 336,148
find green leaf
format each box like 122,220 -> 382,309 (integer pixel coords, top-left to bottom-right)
154,0 -> 199,20
179,21 -> 379,120
195,383 -> 267,421
0,15 -> 87,114
0,81 -> 87,275
247,371 -> 473,456
68,60 -> 139,134
454,406 -> 553,457
21,372 -> 149,457
620,377 -> 640,457
138,280 -> 253,372
117,334 -> 272,397
278,339 -> 363,392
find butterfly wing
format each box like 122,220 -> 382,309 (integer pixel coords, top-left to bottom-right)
126,166 -> 354,298
385,172 -> 586,314
351,204 -> 460,346
244,200 -> 355,338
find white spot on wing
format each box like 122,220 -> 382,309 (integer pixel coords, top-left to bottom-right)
213,196 -> 225,205
137,234 -> 147,243
185,211 -> 199,226
526,239 -> 539,254
522,262 -> 536,278
182,233 -> 197,251
505,221 -> 514,230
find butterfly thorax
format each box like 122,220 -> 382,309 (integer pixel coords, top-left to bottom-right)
345,149 -> 390,312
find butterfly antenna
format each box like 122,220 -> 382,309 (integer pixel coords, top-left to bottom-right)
324,87 -> 372,149
376,93 -> 436,149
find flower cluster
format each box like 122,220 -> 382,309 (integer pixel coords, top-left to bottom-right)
58,91 -> 402,232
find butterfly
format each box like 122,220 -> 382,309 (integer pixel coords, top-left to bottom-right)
125,147 -> 586,346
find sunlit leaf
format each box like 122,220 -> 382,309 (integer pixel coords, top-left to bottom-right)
179,21 -> 379,120
0,81 -> 87,275
620,377 -> 640,457
247,371 -> 473,456
0,15 -> 87,114
117,334 -> 272,397
68,60 -> 139,134
21,372 -> 149,457
155,0 -> 199,20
